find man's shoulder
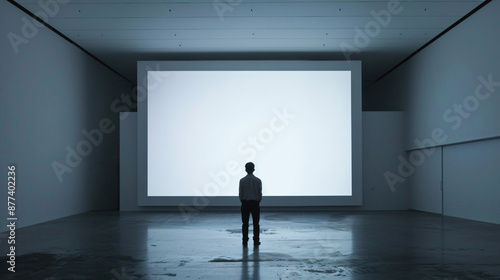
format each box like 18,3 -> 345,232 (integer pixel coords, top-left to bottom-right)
240,175 -> 249,183
241,174 -> 261,182
252,175 -> 262,183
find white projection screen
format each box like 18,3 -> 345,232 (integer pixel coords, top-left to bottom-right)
138,61 -> 362,207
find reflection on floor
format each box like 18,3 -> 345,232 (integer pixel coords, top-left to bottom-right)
1,211 -> 499,279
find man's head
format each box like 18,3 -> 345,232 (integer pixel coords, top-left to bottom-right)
245,162 -> 255,174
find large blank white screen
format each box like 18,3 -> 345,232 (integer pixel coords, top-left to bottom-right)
148,71 -> 351,197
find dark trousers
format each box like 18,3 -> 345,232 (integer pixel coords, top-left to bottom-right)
241,200 -> 260,243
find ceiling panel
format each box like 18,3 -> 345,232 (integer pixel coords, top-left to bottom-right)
76,38 -> 430,51
64,28 -> 442,40
45,16 -> 463,30
11,0 -> 487,86
20,2 -> 482,17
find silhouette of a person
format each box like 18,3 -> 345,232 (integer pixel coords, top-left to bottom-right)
239,162 -> 262,247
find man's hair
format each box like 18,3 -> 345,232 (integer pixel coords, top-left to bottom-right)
245,162 -> 255,172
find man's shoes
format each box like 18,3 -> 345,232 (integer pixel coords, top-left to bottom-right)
242,242 -> 248,248
253,237 -> 260,247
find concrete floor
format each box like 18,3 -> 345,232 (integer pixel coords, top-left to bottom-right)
1,211 -> 499,279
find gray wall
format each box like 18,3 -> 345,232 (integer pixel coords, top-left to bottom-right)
121,111 -> 408,211
408,148 -> 442,214
368,1 -> 500,223
0,1 -> 131,228
361,112 -> 408,210
444,139 -> 500,224
120,113 -> 140,211
408,1 -> 499,148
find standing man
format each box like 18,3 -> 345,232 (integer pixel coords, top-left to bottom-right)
239,162 -> 262,247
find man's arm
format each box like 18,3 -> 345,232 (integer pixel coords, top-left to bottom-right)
258,179 -> 262,202
239,179 -> 243,202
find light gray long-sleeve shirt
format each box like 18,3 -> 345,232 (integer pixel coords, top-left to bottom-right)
239,174 -> 262,202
